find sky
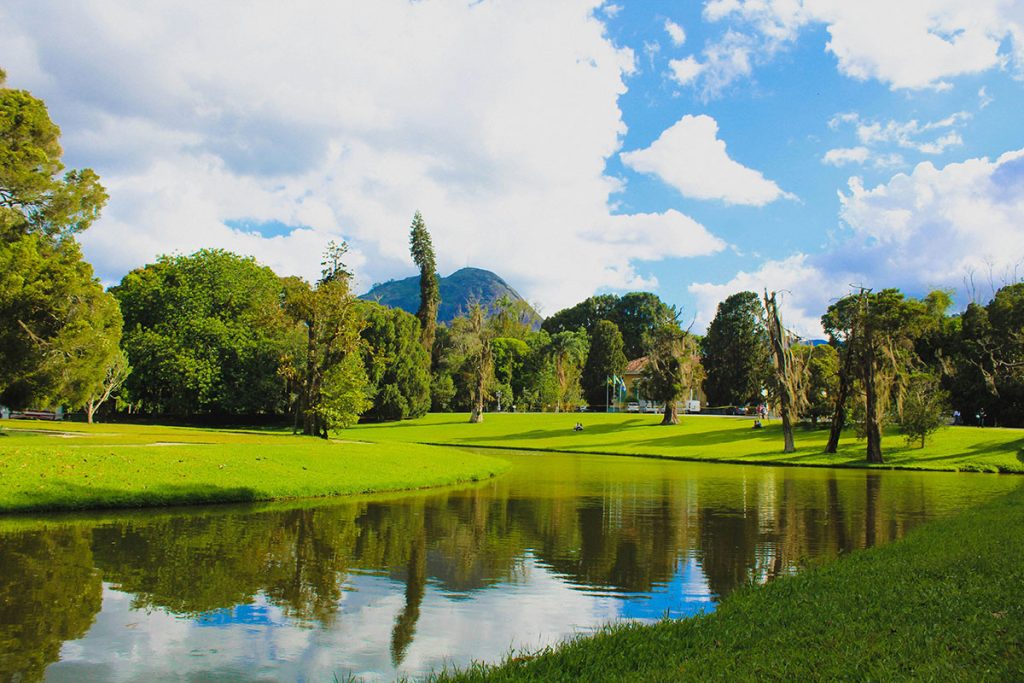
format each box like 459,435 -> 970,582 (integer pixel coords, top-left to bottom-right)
3,0 -> 1024,334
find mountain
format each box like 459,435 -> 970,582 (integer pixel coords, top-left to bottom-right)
360,267 -> 538,324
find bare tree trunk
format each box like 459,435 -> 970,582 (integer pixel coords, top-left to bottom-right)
661,401 -> 678,425
865,357 -> 884,463
825,339 -> 855,454
85,401 -> 96,424
863,304 -> 884,464
764,291 -> 797,453
469,372 -> 485,423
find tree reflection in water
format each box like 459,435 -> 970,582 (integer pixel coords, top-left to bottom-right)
0,453 -> 1014,682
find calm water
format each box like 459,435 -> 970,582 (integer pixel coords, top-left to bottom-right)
1,450 -> 1019,682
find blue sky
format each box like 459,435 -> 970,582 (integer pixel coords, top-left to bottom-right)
3,1 -> 1023,333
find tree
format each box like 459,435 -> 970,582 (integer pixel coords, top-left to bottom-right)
822,289 -> 932,463
639,323 -> 703,425
543,292 -> 675,360
701,291 -> 771,407
900,371 -> 949,448
359,301 -> 431,421
545,329 -> 590,412
456,303 -> 493,423
797,344 -> 839,427
951,283 -> 1024,426
489,294 -> 537,340
283,242 -> 370,437
0,69 -> 121,411
83,349 -> 130,423
113,249 -> 301,416
581,320 -> 627,411
491,336 -> 529,410
763,291 -> 804,453
409,211 -> 440,355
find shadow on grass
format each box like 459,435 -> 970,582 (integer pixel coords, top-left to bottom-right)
2,480 -> 261,515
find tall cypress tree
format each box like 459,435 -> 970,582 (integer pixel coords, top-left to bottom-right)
409,211 -> 440,355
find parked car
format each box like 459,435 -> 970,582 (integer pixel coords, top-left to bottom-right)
626,402 -> 640,412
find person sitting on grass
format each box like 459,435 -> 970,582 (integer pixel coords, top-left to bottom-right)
573,422 -> 584,432
752,419 -> 762,429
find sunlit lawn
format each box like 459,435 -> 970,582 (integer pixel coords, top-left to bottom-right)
0,420 -> 509,513
347,412 -> 1024,474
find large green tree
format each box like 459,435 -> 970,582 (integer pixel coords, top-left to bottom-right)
950,283 -> 1024,426
581,320 -> 627,411
0,69 -> 122,411
700,291 -> 771,407
822,289 -> 933,463
543,292 -> 674,360
112,249 -> 301,416
409,211 -> 440,355
283,242 -> 370,437
639,323 -> 704,425
359,301 -> 431,421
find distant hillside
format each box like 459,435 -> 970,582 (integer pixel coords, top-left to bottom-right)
360,267 -> 538,324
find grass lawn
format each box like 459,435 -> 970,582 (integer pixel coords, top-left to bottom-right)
431,480 -> 1024,682
0,420 -> 510,513
346,412 -> 1024,474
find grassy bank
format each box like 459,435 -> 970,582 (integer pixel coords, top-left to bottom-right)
434,481 -> 1024,681
347,412 -> 1024,473
0,421 -> 509,513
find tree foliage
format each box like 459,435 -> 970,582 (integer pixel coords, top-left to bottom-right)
409,211 -> 440,355
113,249 -> 301,415
581,320 -> 627,410
543,292 -> 674,360
822,289 -> 935,463
900,372 -> 949,448
701,291 -> 771,407
359,301 -> 431,421
639,323 -> 703,425
0,72 -> 122,411
283,242 -> 370,436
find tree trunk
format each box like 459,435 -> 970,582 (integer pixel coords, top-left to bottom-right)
469,371 -> 485,423
85,401 -> 96,424
824,348 -> 853,454
780,406 -> 795,453
863,322 -> 884,464
661,402 -> 678,425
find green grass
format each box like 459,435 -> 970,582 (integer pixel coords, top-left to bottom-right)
0,420 -> 510,513
432,481 -> 1024,682
345,412 -> 1024,474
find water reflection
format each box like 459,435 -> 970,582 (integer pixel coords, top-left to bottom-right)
0,451 -> 1018,682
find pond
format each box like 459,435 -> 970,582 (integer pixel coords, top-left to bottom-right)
1,450 -> 1019,682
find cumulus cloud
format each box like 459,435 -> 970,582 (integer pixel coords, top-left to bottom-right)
621,114 -> 794,206
0,0 -> 728,313
692,149 -> 1024,335
701,0 -> 1024,91
664,19 -> 687,46
668,56 -> 705,85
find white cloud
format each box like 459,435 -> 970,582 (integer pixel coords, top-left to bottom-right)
664,19 -> 687,46
689,254 -> 829,336
0,0 -> 731,313
852,113 -> 969,154
702,0 -> 1024,91
825,111 -> 968,168
692,148 -> 1024,335
979,86 -> 994,109
668,56 -> 705,85
621,114 -> 794,206
822,146 -> 869,166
